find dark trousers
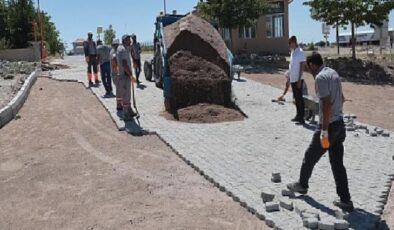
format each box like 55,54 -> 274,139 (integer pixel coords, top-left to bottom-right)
299,120 -> 351,203
100,62 -> 112,93
87,55 -> 98,74
291,81 -> 305,120
133,59 -> 141,81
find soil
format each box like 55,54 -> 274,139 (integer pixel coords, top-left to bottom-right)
243,70 -> 394,228
0,78 -> 268,230
164,14 -> 230,76
162,103 -> 245,124
245,71 -> 394,131
168,51 -> 232,112
0,74 -> 27,109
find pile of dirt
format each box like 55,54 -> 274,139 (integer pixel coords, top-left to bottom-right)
325,57 -> 394,84
162,103 -> 244,123
164,14 -> 233,114
164,14 -> 230,76
169,51 -> 232,109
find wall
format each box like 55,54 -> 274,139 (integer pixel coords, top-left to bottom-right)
225,0 -> 290,55
0,42 -> 40,62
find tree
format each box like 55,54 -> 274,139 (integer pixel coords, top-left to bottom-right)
304,0 -> 393,60
104,25 -> 116,45
7,0 -> 35,48
39,12 -> 62,55
197,0 -> 268,50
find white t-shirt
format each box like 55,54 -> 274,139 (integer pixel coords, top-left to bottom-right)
289,47 -> 305,83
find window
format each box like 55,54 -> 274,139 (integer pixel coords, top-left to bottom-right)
266,14 -> 284,38
239,25 -> 256,39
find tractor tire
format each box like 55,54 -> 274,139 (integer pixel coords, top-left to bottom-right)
144,60 -> 153,81
154,53 -> 164,89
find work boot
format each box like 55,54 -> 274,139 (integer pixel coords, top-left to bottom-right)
295,119 -> 305,125
287,182 -> 308,195
95,80 -> 100,85
333,199 -> 354,212
291,117 -> 299,122
88,80 -> 93,86
116,105 -> 123,111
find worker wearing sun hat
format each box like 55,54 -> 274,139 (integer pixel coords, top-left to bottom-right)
110,38 -> 123,111
116,34 -> 136,121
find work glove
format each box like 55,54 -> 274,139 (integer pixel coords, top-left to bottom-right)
320,130 -> 330,149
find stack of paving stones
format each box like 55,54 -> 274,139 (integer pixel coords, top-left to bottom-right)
48,56 -> 394,230
344,114 -> 391,138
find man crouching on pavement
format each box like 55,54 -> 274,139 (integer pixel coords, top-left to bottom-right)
287,52 -> 354,212
116,34 -> 137,121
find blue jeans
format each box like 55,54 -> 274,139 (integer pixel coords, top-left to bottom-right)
100,62 -> 112,93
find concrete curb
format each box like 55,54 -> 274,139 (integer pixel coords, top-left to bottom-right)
0,70 -> 38,128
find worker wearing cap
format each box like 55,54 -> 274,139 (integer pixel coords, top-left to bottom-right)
83,32 -> 100,86
130,34 -> 142,84
97,40 -> 113,97
110,39 -> 122,111
116,34 -> 136,121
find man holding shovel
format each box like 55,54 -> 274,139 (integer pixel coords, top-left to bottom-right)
116,34 -> 137,121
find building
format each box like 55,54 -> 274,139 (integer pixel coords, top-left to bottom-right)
72,38 -> 85,55
338,28 -> 394,47
219,0 -> 290,55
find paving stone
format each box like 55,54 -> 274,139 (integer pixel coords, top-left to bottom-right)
334,219 -> 349,229
281,189 -> 295,198
279,198 -> 294,211
261,192 -> 275,203
318,219 -> 335,230
271,172 -> 282,183
303,217 -> 319,229
265,202 -> 280,212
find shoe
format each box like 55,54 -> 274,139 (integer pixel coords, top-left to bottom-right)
291,117 -> 299,122
89,80 -> 93,86
116,105 -> 123,111
287,182 -> 308,195
95,80 -> 100,85
137,80 -> 142,84
333,199 -> 354,212
295,120 -> 305,125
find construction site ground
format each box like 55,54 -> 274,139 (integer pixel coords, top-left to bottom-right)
0,55 -> 393,229
0,77 -> 268,230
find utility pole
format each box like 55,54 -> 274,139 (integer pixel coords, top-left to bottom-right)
163,0 -> 166,15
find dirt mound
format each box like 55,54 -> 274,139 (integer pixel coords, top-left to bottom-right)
168,50 -> 232,109
164,14 -> 230,76
162,103 -> 244,123
325,57 -> 394,84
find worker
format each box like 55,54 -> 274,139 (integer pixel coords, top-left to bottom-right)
287,52 -> 354,212
288,36 -> 306,125
277,70 -> 308,101
130,34 -> 142,84
83,32 -> 100,86
110,39 -> 122,111
97,40 -> 113,97
116,34 -> 136,121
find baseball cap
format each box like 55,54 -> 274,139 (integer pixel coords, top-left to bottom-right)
122,34 -> 131,41
112,39 -> 120,45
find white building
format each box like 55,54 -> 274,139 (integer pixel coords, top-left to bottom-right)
338,28 -> 393,47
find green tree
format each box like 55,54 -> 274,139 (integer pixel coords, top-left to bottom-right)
7,0 -> 35,48
104,25 -> 116,45
39,12 -> 62,55
197,0 -> 268,50
304,0 -> 393,60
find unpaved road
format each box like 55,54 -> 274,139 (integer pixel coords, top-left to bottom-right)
245,71 -> 394,229
0,78 -> 268,230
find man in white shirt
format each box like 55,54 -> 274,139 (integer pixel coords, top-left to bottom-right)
288,36 -> 306,125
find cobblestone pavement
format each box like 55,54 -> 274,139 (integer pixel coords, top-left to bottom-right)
50,55 -> 394,229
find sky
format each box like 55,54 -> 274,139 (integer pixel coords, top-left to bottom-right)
39,0 -> 394,49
